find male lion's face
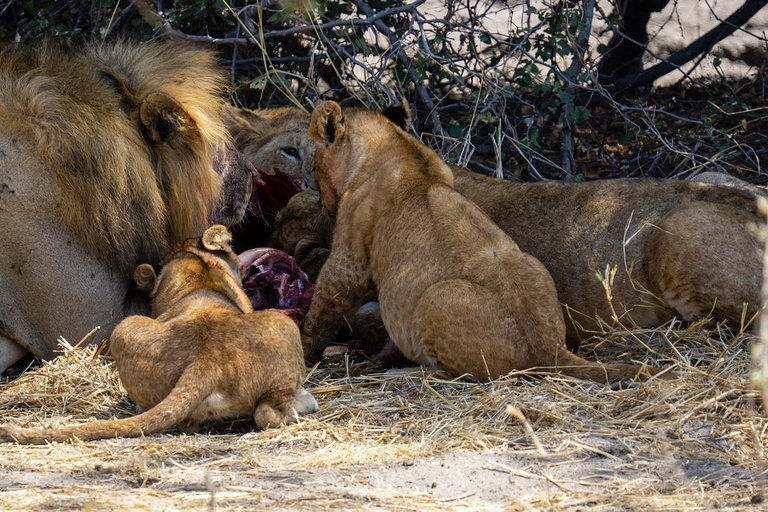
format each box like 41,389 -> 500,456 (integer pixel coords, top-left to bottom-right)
210,146 -> 254,227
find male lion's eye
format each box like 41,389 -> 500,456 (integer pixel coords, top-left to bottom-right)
279,147 -> 301,160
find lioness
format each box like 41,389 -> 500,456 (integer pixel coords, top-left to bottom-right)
301,101 -> 647,381
0,225 -> 317,444
269,106 -> 761,349
225,104 -> 314,188
0,41 -> 253,372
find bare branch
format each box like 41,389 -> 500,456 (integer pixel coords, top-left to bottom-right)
348,0 -> 444,135
561,0 -> 596,177
136,0 -> 427,45
608,0 -> 768,92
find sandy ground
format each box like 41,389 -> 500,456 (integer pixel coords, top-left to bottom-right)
1,326 -> 766,511
1,437 -> 759,511
424,0 -> 768,85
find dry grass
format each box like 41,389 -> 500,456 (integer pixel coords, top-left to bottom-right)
1,322 -> 767,511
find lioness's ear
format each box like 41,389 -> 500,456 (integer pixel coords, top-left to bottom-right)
309,101 -> 344,145
140,92 -> 199,144
224,104 -> 273,139
202,224 -> 233,251
133,264 -> 157,292
382,101 -> 412,131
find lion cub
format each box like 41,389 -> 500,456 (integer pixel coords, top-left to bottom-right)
302,102 -> 649,382
1,225 -> 317,444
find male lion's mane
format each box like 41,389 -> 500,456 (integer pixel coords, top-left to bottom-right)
0,40 -> 229,270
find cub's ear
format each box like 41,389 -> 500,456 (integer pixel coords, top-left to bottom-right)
133,264 -> 157,292
140,92 -> 199,145
309,101 -> 345,145
382,101 -> 412,131
202,224 -> 233,252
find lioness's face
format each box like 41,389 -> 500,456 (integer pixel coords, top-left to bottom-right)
251,130 -> 316,189
225,106 -> 316,190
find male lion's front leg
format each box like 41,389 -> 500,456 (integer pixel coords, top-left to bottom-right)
302,248 -> 371,364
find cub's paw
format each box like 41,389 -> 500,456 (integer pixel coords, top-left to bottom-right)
292,388 -> 319,415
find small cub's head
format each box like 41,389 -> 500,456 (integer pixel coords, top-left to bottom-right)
149,225 -> 251,316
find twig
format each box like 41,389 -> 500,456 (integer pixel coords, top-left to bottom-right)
560,0 -> 596,177
349,0 -> 443,135
608,0 -> 768,92
136,0 -> 428,45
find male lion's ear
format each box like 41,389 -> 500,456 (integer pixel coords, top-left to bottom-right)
382,101 -> 412,131
202,224 -> 233,252
309,101 -> 345,144
133,264 -> 157,292
140,92 -> 198,144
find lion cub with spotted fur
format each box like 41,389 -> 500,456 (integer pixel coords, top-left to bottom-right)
1,225 -> 317,444
302,102 -> 649,381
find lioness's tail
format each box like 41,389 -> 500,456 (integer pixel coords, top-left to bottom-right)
0,366 -> 212,445
547,351 -> 662,384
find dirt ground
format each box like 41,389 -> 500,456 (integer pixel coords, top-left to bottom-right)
1,323 -> 766,511
1,436 -> 758,511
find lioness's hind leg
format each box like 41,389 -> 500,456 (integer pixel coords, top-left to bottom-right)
647,202 -> 761,326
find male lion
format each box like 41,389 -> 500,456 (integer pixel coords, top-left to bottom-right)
0,225 -> 317,444
268,106 -> 761,351
0,41 -> 253,372
301,101 -> 647,382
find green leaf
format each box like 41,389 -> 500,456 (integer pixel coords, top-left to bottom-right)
248,77 -> 267,90
448,125 -> 468,138
620,131 -> 632,145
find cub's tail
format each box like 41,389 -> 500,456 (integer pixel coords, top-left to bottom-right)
543,350 -> 664,384
0,366 -> 212,445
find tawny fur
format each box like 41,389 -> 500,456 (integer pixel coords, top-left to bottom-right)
0,41 -> 252,369
0,226 -> 317,445
301,102 -> 649,382
224,104 -> 315,188
268,191 -> 334,281
265,107 -> 761,349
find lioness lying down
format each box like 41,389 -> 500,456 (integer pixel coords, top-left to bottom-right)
301,101 -> 648,382
0,225 -> 317,444
270,106 -> 761,349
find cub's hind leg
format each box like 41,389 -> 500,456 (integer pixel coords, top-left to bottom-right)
409,280 -> 532,380
253,388 -> 305,429
409,280 -> 652,383
646,202 -> 761,327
